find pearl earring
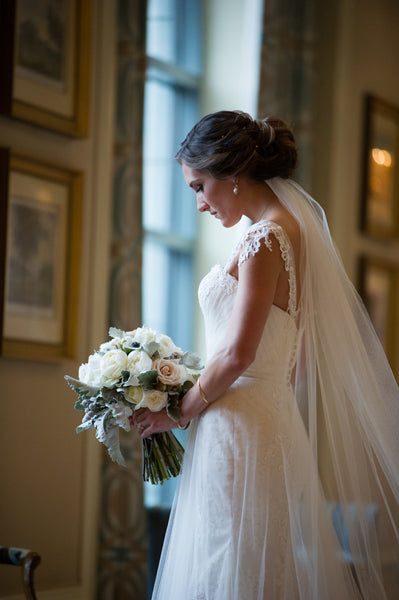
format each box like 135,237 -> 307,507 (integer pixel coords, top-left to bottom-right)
233,180 -> 239,195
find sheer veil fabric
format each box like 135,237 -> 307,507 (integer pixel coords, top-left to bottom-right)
152,177 -> 399,600
267,177 -> 399,597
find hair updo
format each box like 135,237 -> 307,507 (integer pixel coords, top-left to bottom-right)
175,110 -> 298,181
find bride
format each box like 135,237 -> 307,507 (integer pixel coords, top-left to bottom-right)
134,111 -> 399,599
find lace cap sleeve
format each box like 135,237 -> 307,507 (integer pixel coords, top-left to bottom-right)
236,221 -> 297,317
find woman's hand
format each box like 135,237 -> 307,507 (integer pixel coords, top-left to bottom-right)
132,407 -> 176,439
131,382 -> 209,438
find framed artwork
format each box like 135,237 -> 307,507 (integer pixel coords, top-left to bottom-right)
358,256 -> 399,374
0,0 -> 91,136
0,150 -> 83,360
360,95 -> 399,239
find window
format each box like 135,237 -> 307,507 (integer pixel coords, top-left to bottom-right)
142,0 -> 202,508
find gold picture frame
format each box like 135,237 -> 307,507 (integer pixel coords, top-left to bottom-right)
1,151 -> 83,361
359,256 -> 399,376
0,0 -> 91,137
360,95 -> 399,239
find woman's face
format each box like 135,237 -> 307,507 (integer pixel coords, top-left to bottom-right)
182,164 -> 241,228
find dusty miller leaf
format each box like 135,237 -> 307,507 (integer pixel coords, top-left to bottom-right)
109,326 -> 125,339
143,341 -> 160,358
137,369 -> 158,390
65,375 -> 100,397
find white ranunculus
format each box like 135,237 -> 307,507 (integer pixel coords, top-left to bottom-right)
153,358 -> 183,386
157,334 -> 182,358
128,326 -> 157,346
101,349 -> 128,388
136,389 -> 168,412
127,349 -> 153,375
79,352 -> 102,387
124,386 -> 143,404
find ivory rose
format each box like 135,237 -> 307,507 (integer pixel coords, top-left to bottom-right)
124,386 -> 144,405
137,389 -> 168,412
153,358 -> 183,386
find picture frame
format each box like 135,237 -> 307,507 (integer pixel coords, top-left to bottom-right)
0,0 -> 91,137
358,256 -> 399,375
1,151 -> 83,361
360,95 -> 399,239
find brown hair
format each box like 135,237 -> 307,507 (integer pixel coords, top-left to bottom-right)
175,110 -> 298,181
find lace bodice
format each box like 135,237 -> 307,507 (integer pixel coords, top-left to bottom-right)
198,221 -> 298,387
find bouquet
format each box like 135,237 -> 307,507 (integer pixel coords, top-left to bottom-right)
65,326 -> 203,484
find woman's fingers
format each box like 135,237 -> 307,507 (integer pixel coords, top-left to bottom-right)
134,408 -> 146,419
133,408 -> 174,438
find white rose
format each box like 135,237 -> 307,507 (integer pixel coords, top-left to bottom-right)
127,349 -> 153,375
79,353 -> 102,387
153,358 -> 183,386
136,389 -> 168,412
124,386 -> 144,404
101,349 -> 128,388
157,334 -> 182,358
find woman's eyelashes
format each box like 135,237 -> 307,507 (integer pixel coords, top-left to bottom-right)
196,184 -> 204,193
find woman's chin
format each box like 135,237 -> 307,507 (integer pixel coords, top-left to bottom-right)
220,216 -> 240,228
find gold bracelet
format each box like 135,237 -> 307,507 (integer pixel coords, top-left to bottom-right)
176,421 -> 190,430
198,379 -> 209,405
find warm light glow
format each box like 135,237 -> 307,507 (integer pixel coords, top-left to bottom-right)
371,148 -> 392,167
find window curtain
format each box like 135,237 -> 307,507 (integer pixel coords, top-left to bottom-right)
257,0 -> 316,187
96,1 -> 147,598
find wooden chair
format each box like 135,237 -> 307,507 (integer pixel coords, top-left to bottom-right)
0,546 -> 41,600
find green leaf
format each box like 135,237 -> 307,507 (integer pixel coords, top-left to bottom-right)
65,375 -> 100,397
143,341 -> 160,358
181,379 -> 195,394
121,370 -> 131,384
137,369 -> 158,389
101,387 -> 124,403
121,346 -> 133,355
180,351 -> 204,370
166,393 -> 181,423
109,326 -> 125,339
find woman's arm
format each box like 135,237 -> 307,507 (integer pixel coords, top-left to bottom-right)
135,235 -> 285,437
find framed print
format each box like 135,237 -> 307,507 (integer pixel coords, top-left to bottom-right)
0,0 -> 91,136
1,153 -> 83,360
360,95 -> 399,239
358,256 -> 399,374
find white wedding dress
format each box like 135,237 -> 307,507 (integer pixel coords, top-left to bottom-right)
152,221 -> 363,599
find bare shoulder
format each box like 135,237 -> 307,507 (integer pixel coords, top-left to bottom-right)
263,205 -> 300,251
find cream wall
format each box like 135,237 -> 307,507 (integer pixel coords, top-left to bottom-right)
313,0 -> 399,279
0,1 -> 116,598
313,0 -> 399,586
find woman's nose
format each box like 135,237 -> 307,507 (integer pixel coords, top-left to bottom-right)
197,198 -> 209,212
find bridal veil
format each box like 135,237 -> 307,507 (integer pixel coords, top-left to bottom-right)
267,177 -> 399,598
